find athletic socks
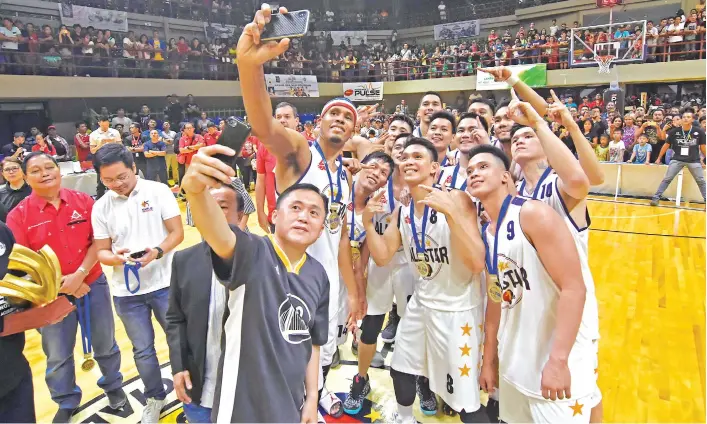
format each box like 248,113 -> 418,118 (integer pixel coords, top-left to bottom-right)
397,404 -> 414,420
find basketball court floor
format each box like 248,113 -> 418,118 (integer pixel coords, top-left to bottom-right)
25,196 -> 706,423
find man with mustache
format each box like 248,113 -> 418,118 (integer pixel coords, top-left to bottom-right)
237,5 -> 366,417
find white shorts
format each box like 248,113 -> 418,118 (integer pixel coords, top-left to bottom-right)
391,293 -> 483,413
366,262 -> 416,317
499,378 -> 602,423
321,280 -> 350,366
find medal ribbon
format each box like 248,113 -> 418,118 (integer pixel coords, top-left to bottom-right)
484,195 -> 512,276
681,126 -> 693,143
387,178 -> 395,213
450,163 -> 462,188
77,296 -> 92,358
349,182 -> 366,242
409,202 -> 430,259
314,141 -> 343,204
123,261 -> 142,294
518,166 -> 553,198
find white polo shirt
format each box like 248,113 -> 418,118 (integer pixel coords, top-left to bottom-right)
89,127 -> 122,152
92,177 -> 181,297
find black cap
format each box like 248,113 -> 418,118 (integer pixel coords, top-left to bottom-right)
13,132 -> 25,138
207,121 -> 217,128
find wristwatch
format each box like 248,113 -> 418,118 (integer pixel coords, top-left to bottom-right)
77,266 -> 88,276
154,247 -> 164,260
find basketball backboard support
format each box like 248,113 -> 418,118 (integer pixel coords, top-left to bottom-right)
569,20 -> 647,72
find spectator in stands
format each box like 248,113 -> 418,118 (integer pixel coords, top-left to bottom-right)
184,94 -> 201,122
0,157 -> 31,221
138,104 -> 152,129
438,1 -> 447,22
667,15 -> 686,60
47,126 -> 69,161
203,121 -> 221,146
608,128 -> 626,162
629,133 -> 652,164
2,132 -> 27,160
165,94 -> 184,129
25,127 -> 39,148
74,122 -> 91,163
123,123 -> 146,178
31,133 -> 56,156
177,122 -> 204,185
239,135 -> 257,191
161,122 -> 179,185
142,119 -> 159,140
144,129 -> 168,183
197,112 -> 211,133
149,30 -> 165,76
0,17 -> 21,74
112,108 -> 133,129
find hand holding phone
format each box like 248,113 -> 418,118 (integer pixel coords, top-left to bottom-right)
130,250 -> 147,260
214,117 -> 252,169
237,5 -> 307,68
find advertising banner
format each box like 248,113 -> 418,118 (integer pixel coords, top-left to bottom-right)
265,74 -> 319,98
343,82 -> 384,102
476,64 -> 547,91
433,20 -> 480,41
59,3 -> 128,32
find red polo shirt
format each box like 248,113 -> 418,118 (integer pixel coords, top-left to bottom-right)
203,130 -> 221,146
256,143 -> 277,224
7,188 -> 103,284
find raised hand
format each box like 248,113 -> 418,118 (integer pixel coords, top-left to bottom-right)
181,145 -> 237,195
547,89 -> 575,128
478,66 -> 512,82
236,4 -> 291,68
418,182 -> 456,215
362,190 -> 386,225
356,103 -> 379,125
508,88 -> 546,129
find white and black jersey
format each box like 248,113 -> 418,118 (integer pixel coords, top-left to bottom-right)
211,228 -> 329,423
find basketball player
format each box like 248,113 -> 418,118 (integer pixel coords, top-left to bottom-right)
363,138 -> 487,423
343,150 -> 415,415
412,92 -> 444,137
437,112 -> 491,190
181,144 -> 331,423
467,144 -> 599,423
426,110 -> 457,167
236,6 -> 366,416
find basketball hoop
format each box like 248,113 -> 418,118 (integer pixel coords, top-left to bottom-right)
595,55 -> 615,74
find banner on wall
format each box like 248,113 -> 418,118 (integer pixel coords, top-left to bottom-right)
58,3 -> 128,32
265,74 -> 319,98
476,64 -> 547,91
204,22 -> 239,40
328,31 -> 368,48
343,82 -> 383,102
433,19 -> 480,41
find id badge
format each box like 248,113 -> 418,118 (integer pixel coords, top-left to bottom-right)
681,147 -> 689,156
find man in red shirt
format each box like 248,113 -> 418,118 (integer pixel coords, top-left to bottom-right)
301,120 -> 316,143
203,121 -> 221,146
177,122 -> 205,189
255,141 -> 276,232
6,152 -> 126,422
74,122 -> 91,163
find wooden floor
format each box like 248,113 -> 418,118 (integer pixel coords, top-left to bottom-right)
25,197 -> 706,423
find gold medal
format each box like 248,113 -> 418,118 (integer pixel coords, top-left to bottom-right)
488,275 -> 502,303
81,353 -> 96,372
350,241 -> 361,262
416,260 -> 428,277
328,202 -> 343,230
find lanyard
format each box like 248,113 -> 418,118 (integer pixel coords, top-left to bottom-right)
681,126 -> 693,142
124,261 -> 142,294
410,202 -> 430,255
314,141 -> 343,204
450,163 -> 462,188
484,195 -> 512,276
387,179 -> 396,214
349,182 -> 366,242
77,296 -> 92,357
518,166 -> 553,199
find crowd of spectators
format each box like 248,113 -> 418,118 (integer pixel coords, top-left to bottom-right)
0,5 -> 704,82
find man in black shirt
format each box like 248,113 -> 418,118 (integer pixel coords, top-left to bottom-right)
1,133 -> 27,160
651,108 -> 707,205
182,145 -> 330,423
184,94 -> 201,122
165,94 -> 184,130
0,222 -> 75,422
0,157 -> 31,222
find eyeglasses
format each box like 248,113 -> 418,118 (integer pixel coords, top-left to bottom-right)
101,173 -> 132,185
3,167 -> 20,173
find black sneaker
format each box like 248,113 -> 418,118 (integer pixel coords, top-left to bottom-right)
107,388 -> 128,410
342,374 -> 371,415
53,408 -> 78,423
381,305 -> 400,343
416,377 -> 437,416
331,348 -> 341,368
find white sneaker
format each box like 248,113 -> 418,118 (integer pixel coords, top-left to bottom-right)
392,412 -> 419,424
142,397 -> 165,423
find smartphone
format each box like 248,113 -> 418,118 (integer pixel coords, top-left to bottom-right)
130,250 -> 147,259
342,151 -> 353,159
261,10 -> 310,42
215,117 -> 252,169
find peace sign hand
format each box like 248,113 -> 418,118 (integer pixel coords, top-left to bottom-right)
507,89 -> 546,129
546,89 -> 575,128
362,190 -> 386,226
357,104 -> 379,126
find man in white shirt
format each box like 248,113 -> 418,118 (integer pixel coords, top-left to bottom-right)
0,17 -> 21,72
90,116 -> 123,197
92,144 -> 184,424
438,1 -> 447,21
667,15 -> 685,59
161,122 -> 179,185
111,108 -> 133,129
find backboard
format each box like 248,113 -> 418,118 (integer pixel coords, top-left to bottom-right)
569,20 -> 647,71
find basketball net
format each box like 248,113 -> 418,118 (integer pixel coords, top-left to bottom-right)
595,55 -> 615,74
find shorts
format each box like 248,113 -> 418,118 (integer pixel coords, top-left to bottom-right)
391,293 -> 483,413
499,378 -> 602,423
320,280 -> 349,367
366,262 -> 416,317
